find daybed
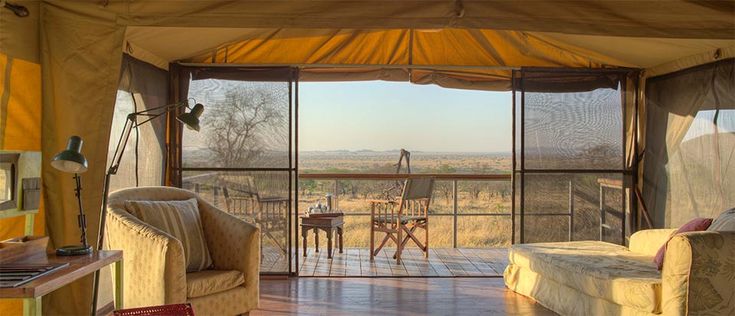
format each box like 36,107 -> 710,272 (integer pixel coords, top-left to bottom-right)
504,229 -> 735,315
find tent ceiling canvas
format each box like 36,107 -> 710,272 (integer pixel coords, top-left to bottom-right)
113,1 -> 734,39
124,26 -> 735,72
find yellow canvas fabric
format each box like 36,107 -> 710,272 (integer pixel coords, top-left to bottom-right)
104,1 -> 735,39
0,49 -> 42,316
186,270 -> 244,298
1,57 -> 41,150
508,241 -> 662,313
0,0 -> 40,63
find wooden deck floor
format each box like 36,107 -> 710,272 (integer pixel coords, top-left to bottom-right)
260,247 -> 508,276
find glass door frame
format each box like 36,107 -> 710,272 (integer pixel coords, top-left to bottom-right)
170,65 -> 299,276
511,67 -> 639,245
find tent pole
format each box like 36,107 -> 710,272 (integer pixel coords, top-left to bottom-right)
176,62 -> 521,71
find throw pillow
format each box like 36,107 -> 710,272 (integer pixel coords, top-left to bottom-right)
653,217 -> 713,270
126,198 -> 213,272
707,208 -> 735,231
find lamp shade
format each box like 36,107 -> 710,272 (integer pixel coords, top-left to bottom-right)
51,136 -> 88,173
176,103 -> 204,131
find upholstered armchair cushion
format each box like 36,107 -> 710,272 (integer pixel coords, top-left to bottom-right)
125,198 -> 213,272
186,270 -> 245,298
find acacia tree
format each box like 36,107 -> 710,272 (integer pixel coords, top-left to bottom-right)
205,86 -> 286,167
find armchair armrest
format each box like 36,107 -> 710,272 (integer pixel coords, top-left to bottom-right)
661,231 -> 735,316
629,228 -> 677,256
105,208 -> 187,307
369,199 -> 397,205
370,199 -> 399,220
198,200 -> 260,309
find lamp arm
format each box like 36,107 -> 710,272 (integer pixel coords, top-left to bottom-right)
93,99 -> 193,316
107,101 -> 189,176
130,100 -> 189,117
107,115 -> 135,176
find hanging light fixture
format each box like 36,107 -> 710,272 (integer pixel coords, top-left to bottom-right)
2,1 -> 29,17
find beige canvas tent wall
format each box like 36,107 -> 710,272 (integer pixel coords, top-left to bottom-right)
0,0 -> 733,314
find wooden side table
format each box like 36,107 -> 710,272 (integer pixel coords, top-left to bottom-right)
0,250 -> 123,316
300,214 -> 344,259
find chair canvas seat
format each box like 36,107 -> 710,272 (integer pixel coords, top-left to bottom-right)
373,215 -> 427,224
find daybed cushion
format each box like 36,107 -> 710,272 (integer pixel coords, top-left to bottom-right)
126,198 -> 213,272
708,208 -> 735,231
653,217 -> 712,270
186,270 -> 245,298
507,241 -> 662,313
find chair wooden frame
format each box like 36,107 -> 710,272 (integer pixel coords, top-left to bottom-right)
222,177 -> 288,254
370,177 -> 434,264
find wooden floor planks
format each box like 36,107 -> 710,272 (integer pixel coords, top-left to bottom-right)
263,247 -> 508,276
293,247 -> 507,277
254,277 -> 556,315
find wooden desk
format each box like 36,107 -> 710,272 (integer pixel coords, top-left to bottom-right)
0,250 -> 123,316
300,215 -> 344,259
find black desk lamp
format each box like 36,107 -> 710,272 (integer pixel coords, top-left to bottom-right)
51,136 -> 93,256
89,100 -> 204,315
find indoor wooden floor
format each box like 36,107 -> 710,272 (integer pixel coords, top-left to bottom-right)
254,277 -> 556,315
263,247 -> 509,277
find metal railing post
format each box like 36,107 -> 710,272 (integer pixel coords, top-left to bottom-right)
599,185 -> 605,241
334,180 -> 339,210
568,180 -> 574,242
453,180 -> 458,248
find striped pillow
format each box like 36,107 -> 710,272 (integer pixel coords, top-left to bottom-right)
125,198 -> 213,272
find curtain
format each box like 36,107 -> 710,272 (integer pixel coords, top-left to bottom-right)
643,58 -> 735,227
111,54 -> 168,191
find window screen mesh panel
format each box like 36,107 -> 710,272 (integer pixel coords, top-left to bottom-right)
644,59 -> 735,227
182,170 -> 290,273
522,72 -> 624,170
522,173 -> 624,244
184,79 -> 290,169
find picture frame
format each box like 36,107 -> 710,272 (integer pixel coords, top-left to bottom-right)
0,153 -> 20,211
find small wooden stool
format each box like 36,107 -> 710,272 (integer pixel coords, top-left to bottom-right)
300,213 -> 344,259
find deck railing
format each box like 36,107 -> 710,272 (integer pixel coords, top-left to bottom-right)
299,173 -> 512,248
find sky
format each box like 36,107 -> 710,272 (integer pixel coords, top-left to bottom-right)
152,79 -> 511,154
299,81 -> 511,152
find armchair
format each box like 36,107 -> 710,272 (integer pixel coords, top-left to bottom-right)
105,186 -> 260,315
